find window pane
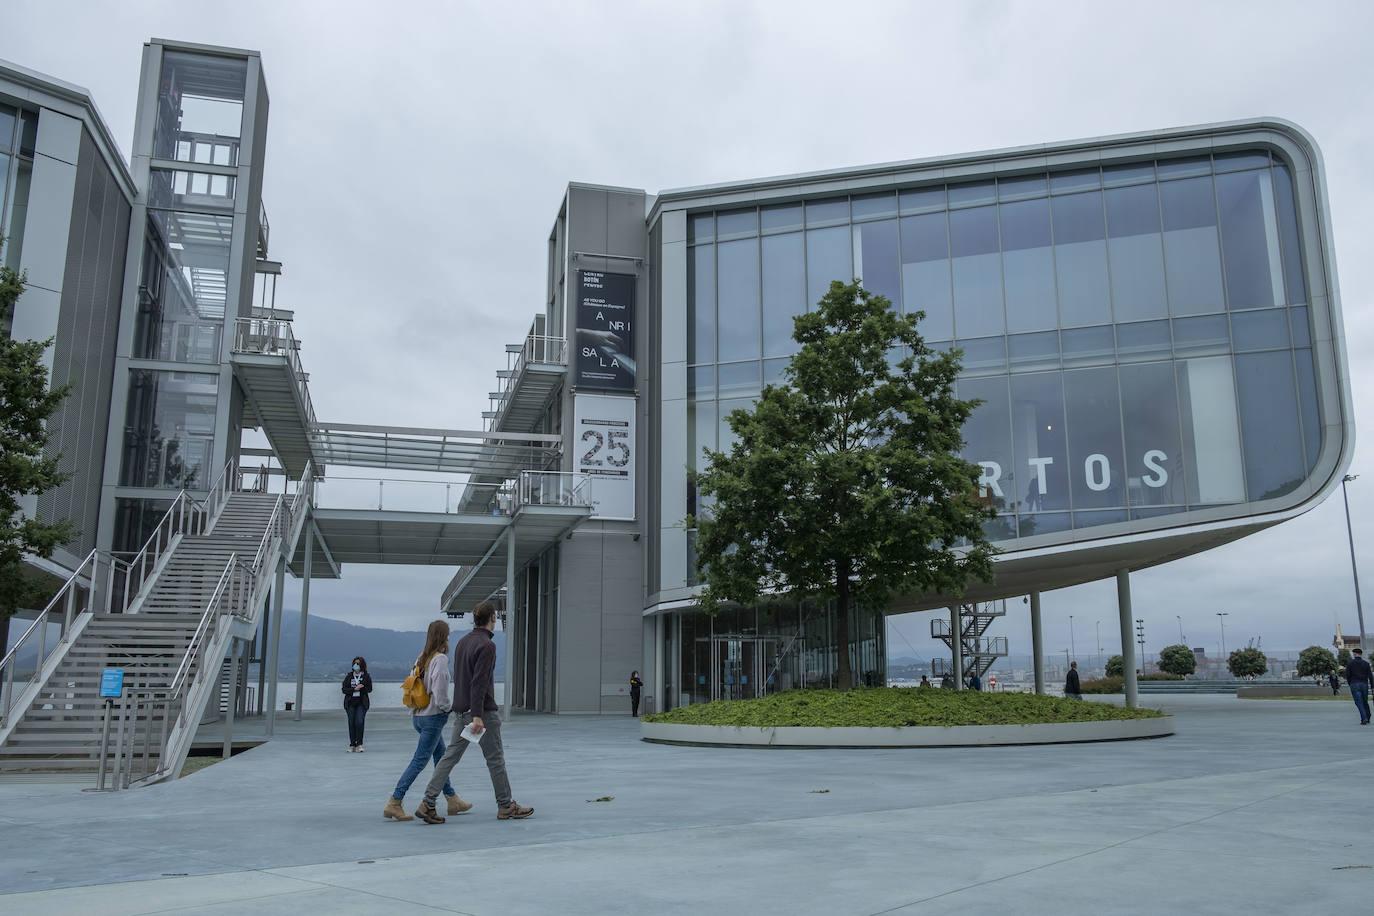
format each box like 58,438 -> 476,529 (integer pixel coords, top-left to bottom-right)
1159,176 -> 1225,315
957,336 -> 1007,374
762,233 -> 805,357
1273,164 -> 1307,304
851,191 -> 897,221
717,361 -> 761,399
716,239 -> 760,362
1063,366 -> 1124,510
1115,320 -> 1171,362
948,181 -> 996,208
1295,348 -> 1321,472
959,376 -> 1017,540
761,203 -> 803,234
855,219 -> 901,310
119,370 -> 219,489
1105,184 -> 1167,321
1289,305 -> 1311,348
806,198 -> 849,227
949,205 -> 1004,337
688,401 -> 716,471
900,212 -> 952,340
1215,169 -> 1283,310
1060,325 -> 1113,367
1230,308 -> 1288,351
899,187 -> 946,214
1236,351 -> 1304,500
1011,371 -> 1070,513
1120,362 -> 1184,507
688,365 -> 714,400
150,167 -> 236,212
1052,191 -> 1110,327
1103,163 -> 1155,187
1157,157 -> 1212,180
718,397 -> 755,452
688,245 -> 715,364
806,226 -> 852,311
1051,168 -> 1100,194
134,211 -> 233,363
689,213 -> 714,244
1008,331 -> 1060,371
1172,314 -> 1229,356
999,198 -> 1056,332
716,208 -> 757,240
998,174 -> 1047,201
154,51 -> 247,164
1176,356 -> 1244,505
0,107 -> 14,152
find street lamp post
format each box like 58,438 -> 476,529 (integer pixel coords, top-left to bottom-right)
1176,615 -> 1185,644
1095,619 -> 1102,669
1069,615 -> 1076,661
1342,474 -> 1367,657
1217,611 -> 1229,660
1135,618 -> 1146,674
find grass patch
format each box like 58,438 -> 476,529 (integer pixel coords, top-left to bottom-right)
179,755 -> 223,778
642,687 -> 1165,727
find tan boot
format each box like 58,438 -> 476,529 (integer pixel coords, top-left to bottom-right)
415,800 -> 446,824
447,794 -> 473,816
383,797 -> 414,821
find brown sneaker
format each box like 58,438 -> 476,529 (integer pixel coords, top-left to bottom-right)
446,794 -> 473,816
414,800 -> 446,824
497,801 -> 533,820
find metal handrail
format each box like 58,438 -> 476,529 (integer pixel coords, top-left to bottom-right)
486,330 -> 567,430
515,470 -> 591,510
120,490 -> 209,614
198,460 -> 237,529
231,317 -> 317,432
0,549 -> 128,726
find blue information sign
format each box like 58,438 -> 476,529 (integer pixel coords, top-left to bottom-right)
100,668 -> 124,698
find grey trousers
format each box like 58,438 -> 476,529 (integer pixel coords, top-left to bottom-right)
423,708 -> 512,808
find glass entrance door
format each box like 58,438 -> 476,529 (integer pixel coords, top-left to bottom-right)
711,636 -> 779,701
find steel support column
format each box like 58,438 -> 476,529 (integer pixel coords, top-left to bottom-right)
295,522 -> 313,720
1117,569 -> 1139,708
264,557 -> 286,735
1030,591 -> 1044,695
950,605 -> 963,690
503,525 -> 515,721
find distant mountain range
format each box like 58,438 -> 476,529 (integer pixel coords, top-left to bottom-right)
277,611 -> 504,680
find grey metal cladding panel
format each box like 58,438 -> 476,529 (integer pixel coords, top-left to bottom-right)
607,189 -> 648,257
597,538 -> 644,710
567,187 -> 610,259
42,130 -> 127,556
556,536 -> 606,711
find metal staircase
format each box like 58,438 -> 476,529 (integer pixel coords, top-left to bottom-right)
0,465 -> 312,785
931,601 -> 1009,683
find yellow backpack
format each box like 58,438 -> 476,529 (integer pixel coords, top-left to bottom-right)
402,661 -> 431,710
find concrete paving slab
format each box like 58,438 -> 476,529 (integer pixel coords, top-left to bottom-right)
1,694 -> 1371,913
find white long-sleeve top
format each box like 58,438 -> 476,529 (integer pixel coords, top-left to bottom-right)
414,652 -> 452,717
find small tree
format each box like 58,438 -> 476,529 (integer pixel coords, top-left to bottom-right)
1296,645 -> 1337,678
1157,644 -> 1197,677
1228,647 -> 1268,678
0,239 -> 76,659
1105,654 -> 1124,677
694,280 -> 996,690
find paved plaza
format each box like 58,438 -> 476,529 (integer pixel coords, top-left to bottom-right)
0,694 -> 1369,914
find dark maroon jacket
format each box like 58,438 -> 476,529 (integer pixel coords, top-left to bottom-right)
452,627 -> 498,715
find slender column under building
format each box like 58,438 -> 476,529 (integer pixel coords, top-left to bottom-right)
950,605 -> 963,690
264,557 -> 286,735
503,526 -> 516,721
295,523 -> 313,720
1030,591 -> 1045,695
1117,569 -> 1138,708
222,639 -> 239,759
653,613 -> 665,716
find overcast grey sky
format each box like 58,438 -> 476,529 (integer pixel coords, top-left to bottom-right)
5,1 -> 1373,659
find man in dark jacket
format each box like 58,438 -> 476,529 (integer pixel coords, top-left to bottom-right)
418,602 -> 534,822
1065,661 -> 1082,699
1344,648 -> 1372,725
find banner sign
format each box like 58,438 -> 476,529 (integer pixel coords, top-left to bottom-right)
573,394 -> 636,520
575,270 -> 636,391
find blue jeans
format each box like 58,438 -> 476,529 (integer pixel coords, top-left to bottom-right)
345,703 -> 367,747
1351,681 -> 1371,724
391,713 -> 456,801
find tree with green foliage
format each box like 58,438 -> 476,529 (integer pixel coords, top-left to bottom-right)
693,280 -> 996,690
0,239 -> 75,660
1338,647 -> 1352,667
1227,647 -> 1268,678
1297,645 -> 1338,678
1105,654 -> 1124,677
1157,643 -> 1197,676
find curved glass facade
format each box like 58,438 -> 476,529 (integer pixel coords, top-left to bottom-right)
684,150 -> 1320,544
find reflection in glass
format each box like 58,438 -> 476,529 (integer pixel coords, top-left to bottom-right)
1172,314 -> 1229,356
851,192 -> 897,221
717,361 -> 761,399
1236,351 -> 1304,500
716,239 -> 760,362
716,208 -> 757,240
805,198 -> 849,227
149,168 -> 235,212
806,226 -> 851,310
1272,164 -> 1307,304
154,51 -> 247,164
119,370 -> 218,489
1060,325 -> 1113,367
1052,191 -> 1110,327
1010,372 -> 1070,513
1159,176 -> 1225,315
761,203 -> 803,234
1295,349 -> 1321,473
1230,308 -> 1289,351
1063,367 -> 1124,510
1176,356 -> 1244,505
1115,320 -> 1171,362
959,376 -> 1016,540
1008,331 -> 1059,371
762,233 -> 805,357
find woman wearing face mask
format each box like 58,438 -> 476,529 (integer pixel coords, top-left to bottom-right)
342,656 -> 373,751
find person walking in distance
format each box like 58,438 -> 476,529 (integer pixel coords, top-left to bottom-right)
342,656 -> 372,751
419,602 -> 533,822
1064,660 -> 1082,700
1344,647 -> 1373,725
629,670 -> 644,717
383,620 -> 472,822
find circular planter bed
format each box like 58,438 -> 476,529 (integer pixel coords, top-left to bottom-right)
640,688 -> 1173,748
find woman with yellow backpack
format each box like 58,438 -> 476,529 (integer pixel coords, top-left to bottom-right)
383,619 -> 473,821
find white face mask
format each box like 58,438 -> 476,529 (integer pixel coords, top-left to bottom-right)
352,664 -> 360,672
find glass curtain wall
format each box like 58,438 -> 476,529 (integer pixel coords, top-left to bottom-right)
684,150 -> 1317,545
0,103 -> 37,333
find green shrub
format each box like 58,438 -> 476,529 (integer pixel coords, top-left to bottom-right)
1105,655 -> 1124,677
1158,644 -> 1197,676
1297,645 -> 1337,677
1228,647 -> 1268,678
1081,676 -> 1123,694
643,687 -> 1165,727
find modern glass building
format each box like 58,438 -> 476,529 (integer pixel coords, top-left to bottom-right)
484,119 -> 1350,713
